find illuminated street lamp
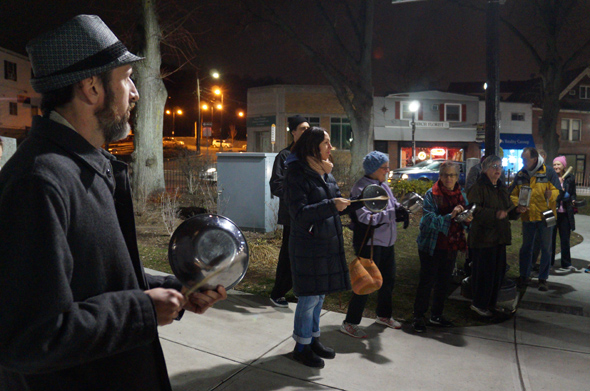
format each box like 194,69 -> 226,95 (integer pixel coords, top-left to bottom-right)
213,87 -> 225,151
196,70 -> 220,152
166,108 -> 183,136
409,100 -> 420,166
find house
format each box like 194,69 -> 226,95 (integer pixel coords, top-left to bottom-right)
507,66 -> 590,184
0,47 -> 40,143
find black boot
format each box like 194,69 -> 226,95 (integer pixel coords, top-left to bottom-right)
293,344 -> 325,368
310,337 -> 336,359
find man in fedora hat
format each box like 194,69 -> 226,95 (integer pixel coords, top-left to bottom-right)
0,15 -> 226,390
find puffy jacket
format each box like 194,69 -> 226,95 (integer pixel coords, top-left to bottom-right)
556,173 -> 577,231
284,158 -> 351,296
269,143 -> 293,226
467,173 -> 519,248
510,164 -> 559,222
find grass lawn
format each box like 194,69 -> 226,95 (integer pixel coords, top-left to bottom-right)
137,198 -> 586,328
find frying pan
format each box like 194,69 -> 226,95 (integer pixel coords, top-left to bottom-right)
350,184 -> 390,213
168,214 -> 249,293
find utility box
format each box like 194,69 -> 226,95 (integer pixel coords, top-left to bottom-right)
217,152 -> 279,232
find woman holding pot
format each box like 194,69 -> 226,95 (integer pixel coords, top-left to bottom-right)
284,127 -> 351,368
551,156 -> 577,271
413,161 -> 470,333
467,155 -> 521,316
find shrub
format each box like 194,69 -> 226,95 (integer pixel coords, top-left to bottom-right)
390,179 -> 433,199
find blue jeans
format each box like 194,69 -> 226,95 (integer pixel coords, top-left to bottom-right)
293,295 -> 324,344
520,221 -> 553,280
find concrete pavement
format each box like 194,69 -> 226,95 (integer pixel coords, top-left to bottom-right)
148,216 -> 590,391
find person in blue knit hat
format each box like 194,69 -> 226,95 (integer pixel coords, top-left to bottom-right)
340,151 -> 408,338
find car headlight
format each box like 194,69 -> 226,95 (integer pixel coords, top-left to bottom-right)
402,174 -> 409,180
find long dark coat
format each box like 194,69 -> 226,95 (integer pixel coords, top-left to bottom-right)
0,117 -> 181,390
556,174 -> 576,231
284,158 -> 351,296
269,143 -> 293,226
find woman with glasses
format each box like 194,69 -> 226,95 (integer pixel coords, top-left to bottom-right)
413,161 -> 470,333
467,155 -> 521,316
340,151 -> 404,339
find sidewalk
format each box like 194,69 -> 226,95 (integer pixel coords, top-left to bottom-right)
148,217 -> 590,391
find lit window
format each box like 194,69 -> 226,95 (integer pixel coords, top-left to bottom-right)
330,117 -> 353,150
561,119 -> 581,141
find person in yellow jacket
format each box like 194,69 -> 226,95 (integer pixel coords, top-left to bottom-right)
510,147 -> 560,291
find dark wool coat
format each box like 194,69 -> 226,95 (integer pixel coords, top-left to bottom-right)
556,174 -> 576,231
0,116 -> 182,391
467,173 -> 519,249
284,158 -> 351,296
269,143 -> 293,226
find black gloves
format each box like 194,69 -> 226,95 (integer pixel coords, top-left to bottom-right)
395,206 -> 410,229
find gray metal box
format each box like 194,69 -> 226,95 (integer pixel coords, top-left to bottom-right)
217,152 -> 279,232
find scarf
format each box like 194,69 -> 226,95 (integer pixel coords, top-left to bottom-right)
306,156 -> 333,176
432,180 -> 467,252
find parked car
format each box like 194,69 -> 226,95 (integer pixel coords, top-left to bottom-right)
105,134 -> 134,155
199,166 -> 218,183
212,139 -> 232,148
163,137 -> 185,149
390,159 -> 466,186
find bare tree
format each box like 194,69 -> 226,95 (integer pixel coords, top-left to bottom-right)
133,0 -> 168,200
453,0 -> 590,160
229,124 -> 238,146
237,0 -> 377,176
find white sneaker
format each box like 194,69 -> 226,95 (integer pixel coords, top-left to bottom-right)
375,317 -> 402,329
470,304 -> 493,317
558,265 -> 579,273
339,322 -> 367,338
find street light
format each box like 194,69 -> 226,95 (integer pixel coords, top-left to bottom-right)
409,100 -> 420,166
166,109 -> 183,136
196,70 -> 220,153
213,87 -> 225,151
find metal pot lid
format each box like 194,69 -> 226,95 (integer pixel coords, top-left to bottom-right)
400,192 -> 424,214
168,214 -> 249,291
361,184 -> 389,213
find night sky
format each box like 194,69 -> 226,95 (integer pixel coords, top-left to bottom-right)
2,0 -> 589,97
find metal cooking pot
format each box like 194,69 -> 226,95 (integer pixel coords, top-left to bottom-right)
400,192 -> 424,214
542,200 -> 556,227
454,204 -> 476,223
168,214 -> 249,293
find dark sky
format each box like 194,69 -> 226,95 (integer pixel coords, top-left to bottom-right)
2,0 -> 589,96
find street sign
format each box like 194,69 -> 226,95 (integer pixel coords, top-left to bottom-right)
271,124 -> 276,144
203,127 -> 212,137
203,122 -> 212,127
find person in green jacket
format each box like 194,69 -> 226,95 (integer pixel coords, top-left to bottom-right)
467,155 -> 522,317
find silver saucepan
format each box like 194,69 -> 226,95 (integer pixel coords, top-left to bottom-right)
168,214 -> 249,294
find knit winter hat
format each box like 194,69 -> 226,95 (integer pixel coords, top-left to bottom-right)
27,15 -> 143,93
288,115 -> 308,132
553,155 -> 567,169
363,151 -> 389,175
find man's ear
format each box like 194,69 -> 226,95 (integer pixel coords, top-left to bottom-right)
76,76 -> 103,106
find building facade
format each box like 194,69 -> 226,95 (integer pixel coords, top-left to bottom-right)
0,47 -> 40,142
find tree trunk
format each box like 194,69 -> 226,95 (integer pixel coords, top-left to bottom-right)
538,59 -> 563,162
132,0 -> 167,199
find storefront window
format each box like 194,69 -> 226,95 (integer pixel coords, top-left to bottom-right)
330,117 -> 353,150
400,146 -> 463,167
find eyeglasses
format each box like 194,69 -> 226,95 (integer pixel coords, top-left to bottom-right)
380,166 -> 390,171
440,173 -> 458,178
489,164 -> 502,169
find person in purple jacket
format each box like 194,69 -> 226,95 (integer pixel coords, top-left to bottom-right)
340,151 -> 407,339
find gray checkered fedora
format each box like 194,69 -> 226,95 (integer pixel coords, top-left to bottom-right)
26,15 -> 143,93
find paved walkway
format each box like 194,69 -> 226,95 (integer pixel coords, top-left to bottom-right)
148,216 -> 590,391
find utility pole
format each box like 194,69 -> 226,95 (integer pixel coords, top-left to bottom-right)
484,0 -> 502,157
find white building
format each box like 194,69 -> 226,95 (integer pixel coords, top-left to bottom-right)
0,47 -> 40,142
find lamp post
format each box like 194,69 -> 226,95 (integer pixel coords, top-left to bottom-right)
213,87 -> 224,151
196,70 -> 220,153
166,109 -> 183,137
409,100 -> 420,166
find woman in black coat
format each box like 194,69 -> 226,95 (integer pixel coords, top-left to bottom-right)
551,156 -> 577,270
284,127 -> 351,369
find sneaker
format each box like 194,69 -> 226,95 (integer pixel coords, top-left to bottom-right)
558,265 -> 579,272
428,315 -> 454,327
375,317 -> 402,329
412,317 -> 427,333
538,279 -> 548,291
310,338 -> 335,359
470,304 -> 493,317
270,297 -> 289,308
293,344 -> 325,368
339,322 -> 367,339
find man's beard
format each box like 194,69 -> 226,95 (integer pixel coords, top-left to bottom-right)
96,86 -> 133,145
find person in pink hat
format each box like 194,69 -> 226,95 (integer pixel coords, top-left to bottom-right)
551,156 -> 578,271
